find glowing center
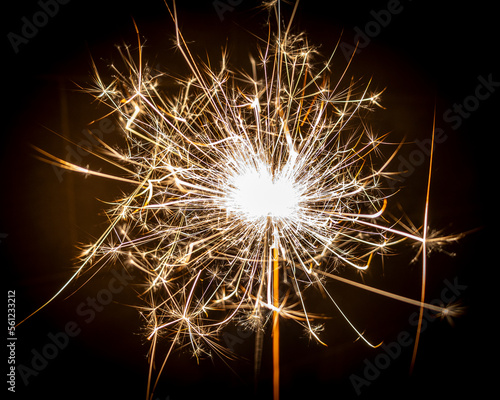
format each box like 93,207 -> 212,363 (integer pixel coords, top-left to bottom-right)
227,169 -> 300,220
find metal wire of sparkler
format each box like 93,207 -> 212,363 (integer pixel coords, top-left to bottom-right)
24,1 -> 468,398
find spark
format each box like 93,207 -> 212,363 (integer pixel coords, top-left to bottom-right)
26,1 -> 467,398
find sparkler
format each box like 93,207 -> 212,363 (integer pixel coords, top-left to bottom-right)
27,1 -> 466,398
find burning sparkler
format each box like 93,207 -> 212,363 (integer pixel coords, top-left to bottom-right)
28,1 -> 466,398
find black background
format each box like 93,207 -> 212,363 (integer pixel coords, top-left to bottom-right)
3,1 -> 497,399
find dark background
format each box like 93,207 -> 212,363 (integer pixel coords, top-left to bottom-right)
3,1 -> 497,399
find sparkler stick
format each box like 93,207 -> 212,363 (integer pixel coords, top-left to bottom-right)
272,244 -> 280,400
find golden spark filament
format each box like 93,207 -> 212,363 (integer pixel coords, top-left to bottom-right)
317,269 -> 447,314
410,110 -> 437,374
